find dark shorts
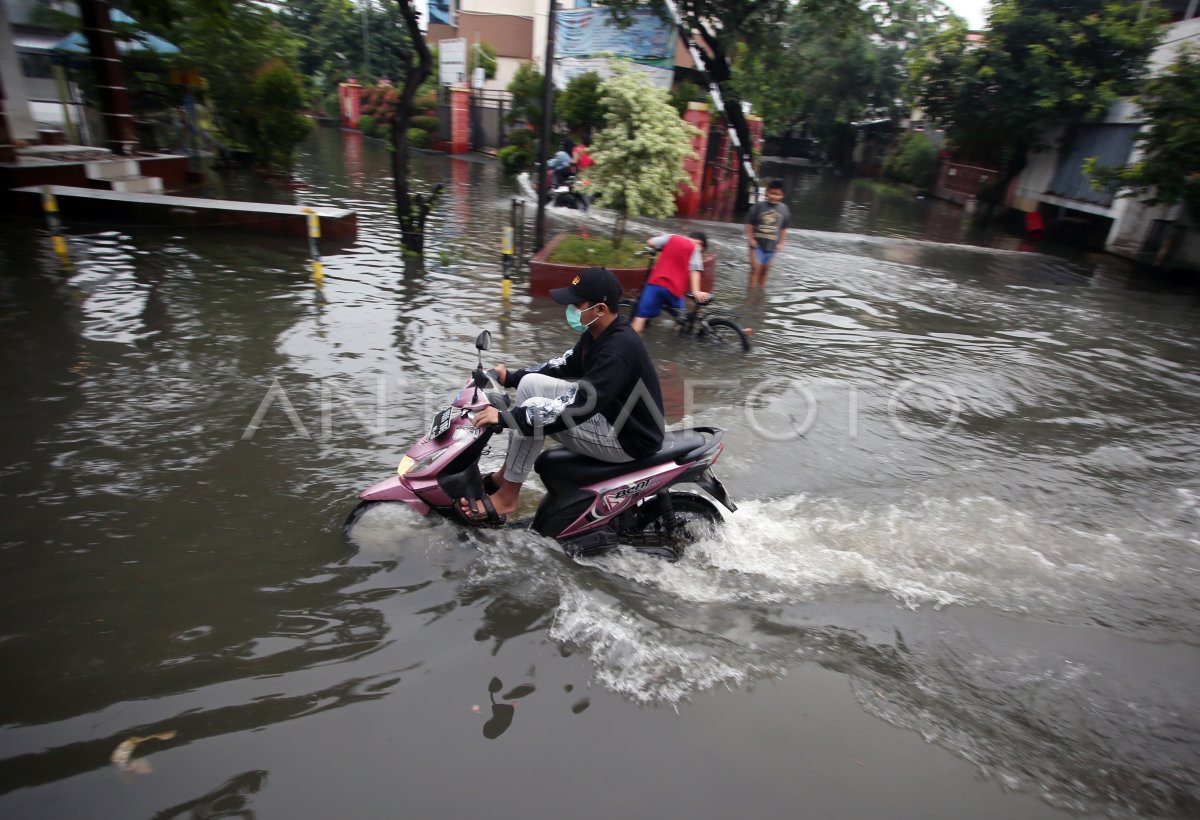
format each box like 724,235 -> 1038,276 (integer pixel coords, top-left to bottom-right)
635,283 -> 685,319
753,247 -> 776,265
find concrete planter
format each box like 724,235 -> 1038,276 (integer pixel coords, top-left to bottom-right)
527,232 -> 716,300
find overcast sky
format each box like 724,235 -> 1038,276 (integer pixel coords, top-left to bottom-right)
944,0 -> 989,30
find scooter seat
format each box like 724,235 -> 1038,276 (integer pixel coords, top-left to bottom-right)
535,430 -> 707,485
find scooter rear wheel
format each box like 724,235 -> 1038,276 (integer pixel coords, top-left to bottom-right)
623,492 -> 723,561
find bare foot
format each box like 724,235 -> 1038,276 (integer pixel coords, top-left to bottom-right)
488,475 -> 522,516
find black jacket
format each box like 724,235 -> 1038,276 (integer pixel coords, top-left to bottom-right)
503,316 -> 665,458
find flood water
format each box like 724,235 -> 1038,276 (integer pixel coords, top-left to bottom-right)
1,128 -> 1198,819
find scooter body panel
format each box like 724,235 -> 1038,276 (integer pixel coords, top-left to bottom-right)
350,359 -> 737,556
358,475 -> 431,515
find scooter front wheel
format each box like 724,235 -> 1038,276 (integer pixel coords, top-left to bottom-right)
623,492 -> 723,562
343,499 -> 430,539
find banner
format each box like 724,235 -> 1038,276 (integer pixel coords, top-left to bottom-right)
554,8 -> 675,89
439,37 -> 466,86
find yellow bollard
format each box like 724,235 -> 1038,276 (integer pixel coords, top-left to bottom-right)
501,226 -> 514,298
41,187 -> 73,270
303,208 -> 324,286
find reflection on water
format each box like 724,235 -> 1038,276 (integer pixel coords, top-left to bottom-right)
0,127 -> 1198,819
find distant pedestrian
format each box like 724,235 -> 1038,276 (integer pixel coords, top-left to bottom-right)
745,178 -> 790,288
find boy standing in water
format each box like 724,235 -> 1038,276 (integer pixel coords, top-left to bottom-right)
745,179 -> 790,288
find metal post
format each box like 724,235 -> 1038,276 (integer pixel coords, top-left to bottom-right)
41,186 -> 73,269
501,226 -> 514,298
512,196 -> 527,266
533,0 -> 557,251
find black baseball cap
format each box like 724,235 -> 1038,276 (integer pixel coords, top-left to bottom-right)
549,266 -> 622,311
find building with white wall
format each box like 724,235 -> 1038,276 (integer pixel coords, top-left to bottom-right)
1008,1 -> 1200,270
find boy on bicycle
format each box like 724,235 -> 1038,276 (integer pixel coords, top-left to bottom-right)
631,232 -> 710,334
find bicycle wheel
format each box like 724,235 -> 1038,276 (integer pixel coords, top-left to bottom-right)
699,318 -> 751,351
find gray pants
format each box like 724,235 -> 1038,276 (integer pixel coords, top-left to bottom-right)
501,373 -> 632,483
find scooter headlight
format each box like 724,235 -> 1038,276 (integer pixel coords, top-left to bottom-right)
398,448 -> 447,477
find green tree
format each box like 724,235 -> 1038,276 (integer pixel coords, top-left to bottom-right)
732,0 -> 957,165
137,1 -> 304,162
585,66 -> 699,245
244,59 -> 313,169
604,0 -> 858,206
276,0 -> 414,87
1085,45 -> 1200,223
556,72 -> 605,134
910,0 -> 1164,216
506,62 -> 545,127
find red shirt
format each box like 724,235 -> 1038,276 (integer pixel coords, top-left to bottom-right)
647,235 -> 695,298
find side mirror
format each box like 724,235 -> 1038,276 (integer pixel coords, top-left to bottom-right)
475,330 -> 492,352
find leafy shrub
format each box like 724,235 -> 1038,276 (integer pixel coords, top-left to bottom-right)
408,128 -> 430,149
243,59 -> 313,169
414,89 -> 438,111
504,127 -> 536,149
669,80 -> 705,116
358,114 -> 379,138
324,92 -> 340,119
410,115 -> 441,133
497,144 -> 533,175
883,133 -> 937,188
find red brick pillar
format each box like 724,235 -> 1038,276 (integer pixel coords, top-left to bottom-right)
339,79 -> 362,129
675,102 -> 711,217
449,84 -> 470,154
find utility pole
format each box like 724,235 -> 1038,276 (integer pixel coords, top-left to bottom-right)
534,0 -> 557,251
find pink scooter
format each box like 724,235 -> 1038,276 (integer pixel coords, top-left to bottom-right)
346,330 -> 736,561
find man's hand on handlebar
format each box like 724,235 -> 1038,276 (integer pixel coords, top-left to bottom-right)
473,406 -> 501,430
491,364 -> 507,384
690,291 -> 711,304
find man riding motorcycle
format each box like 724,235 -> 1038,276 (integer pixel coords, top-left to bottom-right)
460,267 -> 664,525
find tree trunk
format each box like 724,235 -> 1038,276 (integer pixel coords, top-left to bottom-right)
391,0 -> 440,256
612,210 -> 627,247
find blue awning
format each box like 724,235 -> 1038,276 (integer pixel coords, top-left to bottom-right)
51,9 -> 180,56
